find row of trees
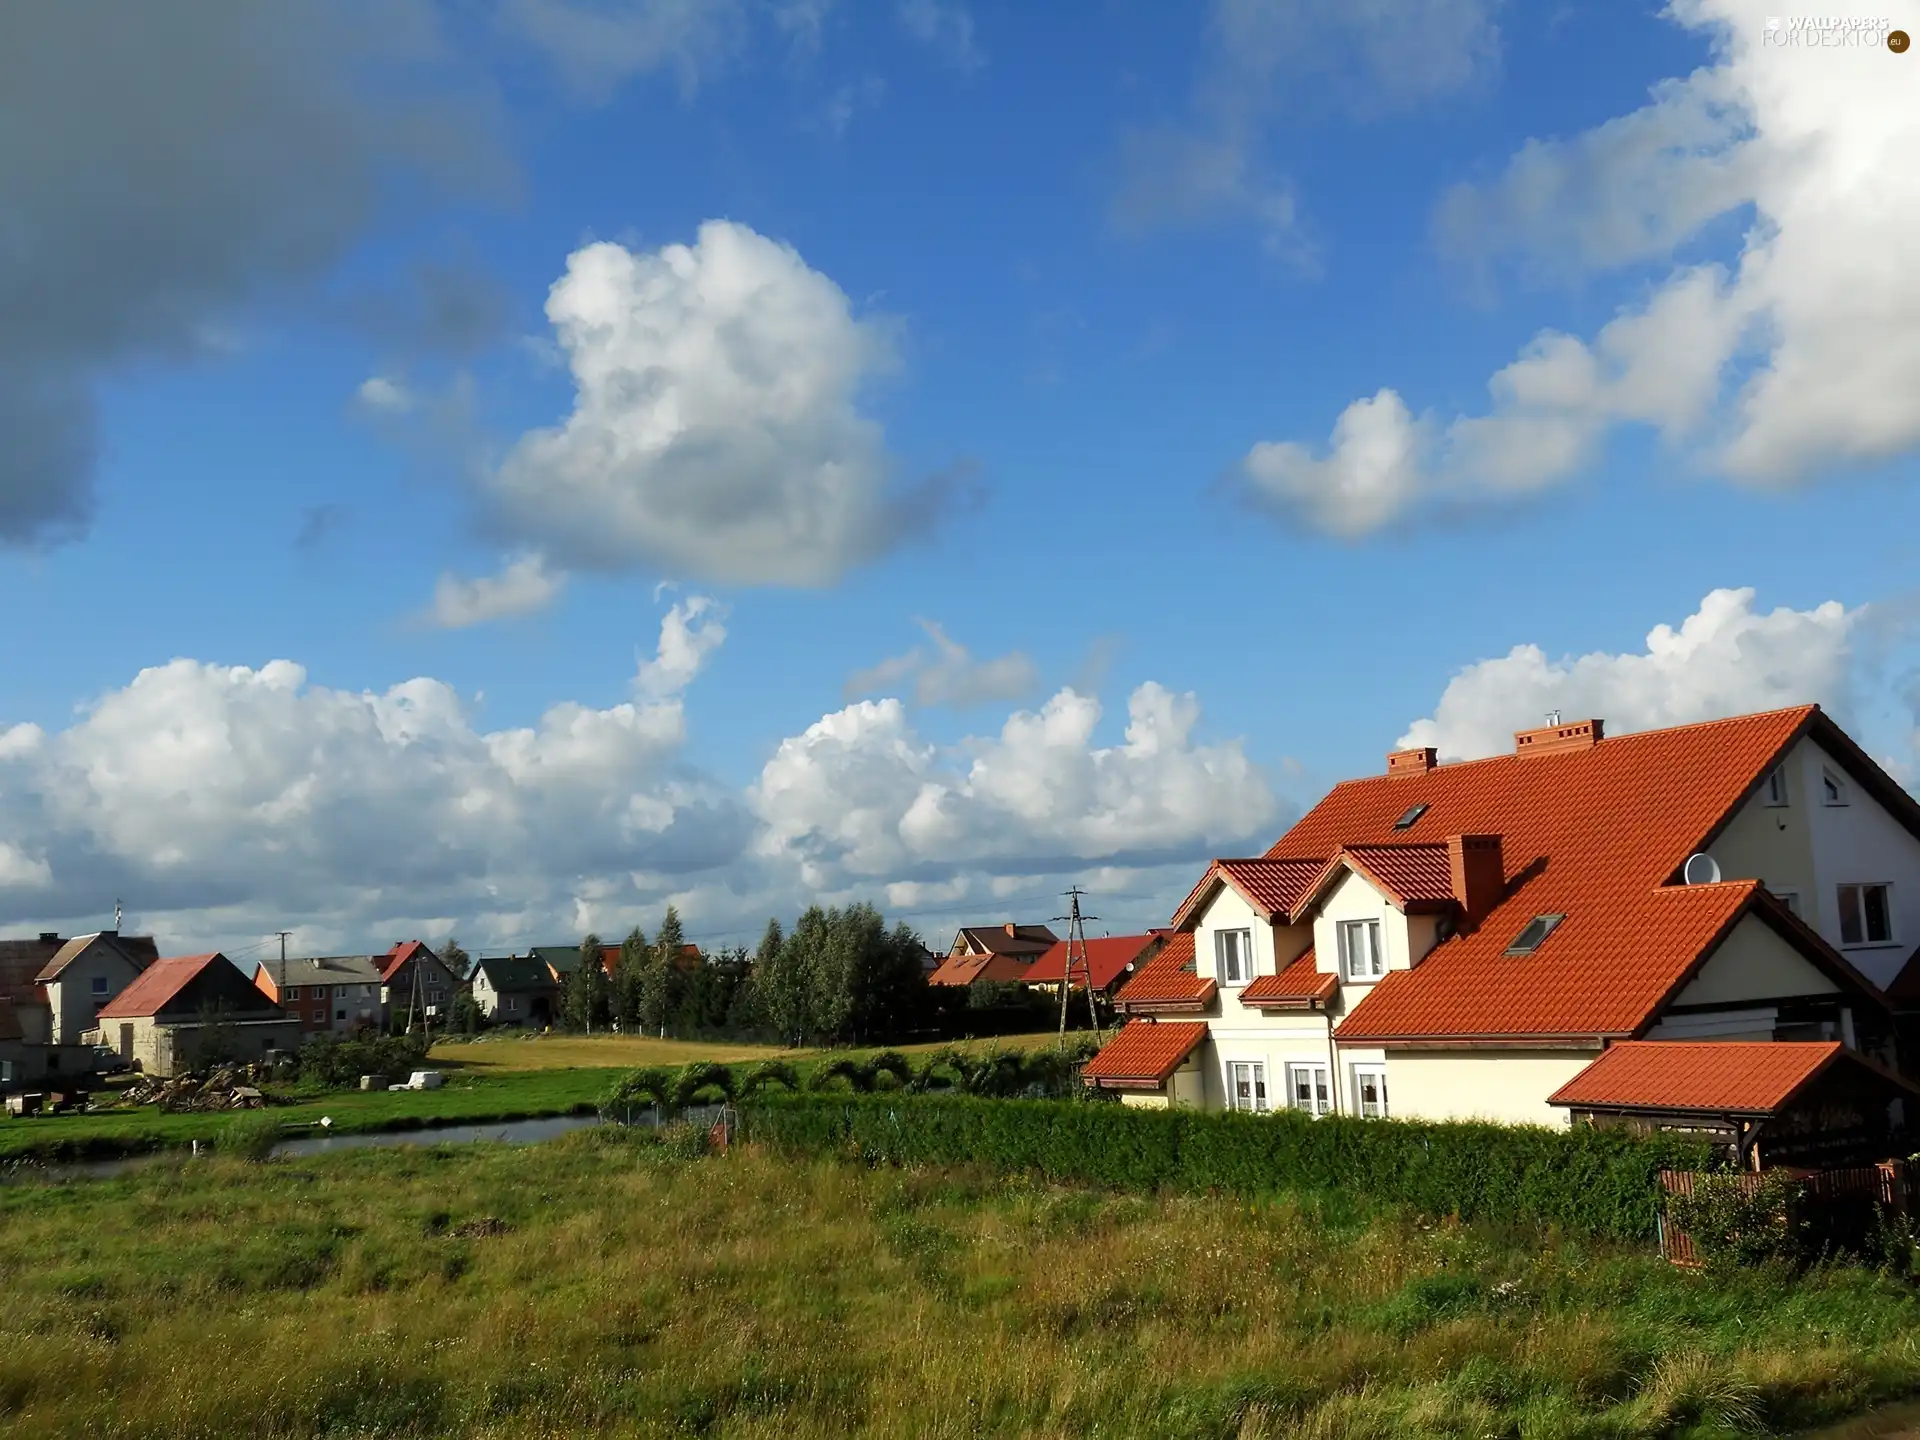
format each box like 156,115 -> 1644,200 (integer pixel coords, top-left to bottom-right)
548,903 -> 935,1048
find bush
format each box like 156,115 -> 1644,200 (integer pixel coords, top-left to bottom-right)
737,1093 -> 1713,1241
602,1066 -> 676,1121
1667,1170 -> 1812,1269
295,1032 -> 431,1091
739,1061 -> 801,1096
220,1112 -> 284,1163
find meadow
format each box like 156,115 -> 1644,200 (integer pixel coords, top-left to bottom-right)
0,1032 -> 1067,1162
3,1126 -> 1920,1438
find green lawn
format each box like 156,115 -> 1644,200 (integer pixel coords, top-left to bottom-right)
3,1130 -> 1919,1437
426,1028 -> 1069,1073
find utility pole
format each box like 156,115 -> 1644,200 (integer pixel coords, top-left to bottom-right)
275,931 -> 292,986
1052,887 -> 1102,1041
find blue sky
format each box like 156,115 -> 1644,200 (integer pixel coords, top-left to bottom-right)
2,0 -> 1916,957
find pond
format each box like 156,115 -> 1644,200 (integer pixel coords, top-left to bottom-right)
2,1104 -> 724,1184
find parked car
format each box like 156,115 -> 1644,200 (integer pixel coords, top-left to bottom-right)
92,1046 -> 130,1075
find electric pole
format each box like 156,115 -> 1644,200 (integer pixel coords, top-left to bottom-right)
1052,887 -> 1103,1041
275,931 -> 292,986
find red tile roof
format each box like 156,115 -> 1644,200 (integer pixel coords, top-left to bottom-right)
1545,1040 -> 1893,1115
1303,844 -> 1457,914
1024,934 -> 1161,991
1170,857 -> 1326,929
1262,705 -> 1884,1042
1114,932 -> 1215,1009
953,924 -> 1058,958
1241,950 -> 1338,1008
1082,1020 -> 1208,1086
928,952 -> 1035,987
380,940 -> 432,983
96,954 -> 227,1019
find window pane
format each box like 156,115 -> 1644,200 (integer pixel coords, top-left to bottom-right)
1866,885 -> 1892,944
1839,885 -> 1864,945
1366,922 -> 1382,975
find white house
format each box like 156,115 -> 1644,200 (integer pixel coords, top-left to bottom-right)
1085,706 -> 1920,1133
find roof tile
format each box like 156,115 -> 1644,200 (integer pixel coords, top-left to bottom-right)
1547,1040 -> 1864,1114
1024,934 -> 1161,990
96,954 -> 226,1019
1242,950 -> 1337,1007
1115,933 -> 1215,1008
1082,1019 -> 1208,1085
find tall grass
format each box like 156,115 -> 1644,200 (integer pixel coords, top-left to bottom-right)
2,1132 -> 1919,1437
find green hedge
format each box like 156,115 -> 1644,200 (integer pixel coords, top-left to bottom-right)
737,1093 -> 1714,1242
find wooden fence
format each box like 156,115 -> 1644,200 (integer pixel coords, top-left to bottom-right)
1658,1161 -> 1915,1266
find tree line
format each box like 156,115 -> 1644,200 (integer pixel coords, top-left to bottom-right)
551,902 -> 936,1049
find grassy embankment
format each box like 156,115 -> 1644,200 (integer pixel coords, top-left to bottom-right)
3,1127 -> 1920,1438
0,1031 -> 1065,1162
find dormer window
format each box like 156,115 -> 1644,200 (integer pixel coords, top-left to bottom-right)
1822,769 -> 1848,806
1764,767 -> 1788,807
1338,920 -> 1384,980
1394,802 -> 1429,831
1216,929 -> 1252,986
1505,914 -> 1566,955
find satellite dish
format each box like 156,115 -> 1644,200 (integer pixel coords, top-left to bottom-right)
1682,853 -> 1722,886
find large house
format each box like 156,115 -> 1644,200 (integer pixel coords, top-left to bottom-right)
379,942 -> 459,1028
253,955 -> 387,1035
1086,706 -> 1920,1136
98,952 -> 302,1077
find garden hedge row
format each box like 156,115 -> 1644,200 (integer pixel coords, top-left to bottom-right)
737,1093 -> 1714,1241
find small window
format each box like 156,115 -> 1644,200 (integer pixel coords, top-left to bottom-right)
1764,767 -> 1789,807
1338,919 -> 1384,980
1287,1063 -> 1331,1116
1226,1061 -> 1268,1112
311,1009 -> 325,1025
90,974 -> 109,999
1838,883 -> 1894,946
1823,769 -> 1848,806
1351,1064 -> 1389,1119
0,1059 -> 12,1084
1506,914 -> 1567,955
1394,802 -> 1429,831
1215,929 -> 1253,986
285,986 -> 301,1000
1773,889 -> 1801,918
335,1009 -> 347,1022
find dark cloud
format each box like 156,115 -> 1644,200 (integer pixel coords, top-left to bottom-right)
0,0 -> 509,547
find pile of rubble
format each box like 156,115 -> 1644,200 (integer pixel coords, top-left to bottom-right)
121,1065 -> 269,1112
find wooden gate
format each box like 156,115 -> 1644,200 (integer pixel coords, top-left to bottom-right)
1658,1162 -> 1915,1266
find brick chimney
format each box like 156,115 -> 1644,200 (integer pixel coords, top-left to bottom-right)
1387,747 -> 1438,778
1447,834 -> 1504,926
1513,718 -> 1604,758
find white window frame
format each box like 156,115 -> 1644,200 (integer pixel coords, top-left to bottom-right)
1226,1060 -> 1269,1112
1772,888 -> 1801,918
1338,919 -> 1384,981
1351,1063 -> 1389,1119
1837,882 -> 1895,947
1286,1062 -> 1332,1117
1822,768 -> 1849,806
1215,929 -> 1253,987
285,986 -> 301,1000
1764,766 -> 1789,807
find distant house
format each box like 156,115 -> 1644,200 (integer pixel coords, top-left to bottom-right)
538,942 -> 705,984
929,923 -> 1059,988
380,942 -> 460,1028
253,955 -> 386,1036
470,956 -> 560,1027
36,931 -> 156,1045
0,929 -> 159,1090
97,953 -> 302,1077
1022,932 -> 1171,1004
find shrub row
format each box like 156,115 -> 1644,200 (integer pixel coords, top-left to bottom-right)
737,1093 -> 1716,1242
296,1032 -> 433,1090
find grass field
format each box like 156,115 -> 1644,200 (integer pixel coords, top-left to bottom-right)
425,1028 -> 1068,1073
3,1128 -> 1920,1438
0,1032 -> 1069,1162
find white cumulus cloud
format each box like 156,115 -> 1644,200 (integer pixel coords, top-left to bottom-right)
1398,587 -> 1861,761
485,221 -> 948,587
1245,0 -> 1920,534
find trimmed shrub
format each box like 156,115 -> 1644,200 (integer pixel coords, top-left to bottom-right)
672,1061 -> 737,1110
737,1093 -> 1712,1241
739,1060 -> 801,1097
297,1032 -> 431,1090
602,1065 -> 676,1121
1667,1170 -> 1811,1269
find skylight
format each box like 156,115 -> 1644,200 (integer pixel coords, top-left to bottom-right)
1505,914 -> 1567,955
1394,802 -> 1429,831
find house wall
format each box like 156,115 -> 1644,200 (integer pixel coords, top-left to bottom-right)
1709,735 -> 1920,988
1116,1055 -> 1208,1110
1206,1011 -> 1339,1111
1668,913 -> 1840,1008
0,1041 -> 98,1090
1386,1050 -> 1601,1127
47,940 -> 144,1045
128,1018 -> 306,1078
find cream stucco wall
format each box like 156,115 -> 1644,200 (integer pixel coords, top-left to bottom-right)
47,940 -> 145,1045
1312,871 -> 1417,983
1708,735 -> 1920,988
1193,885 -> 1311,1024
1386,1050 -> 1599,1127
1671,912 -> 1840,1007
